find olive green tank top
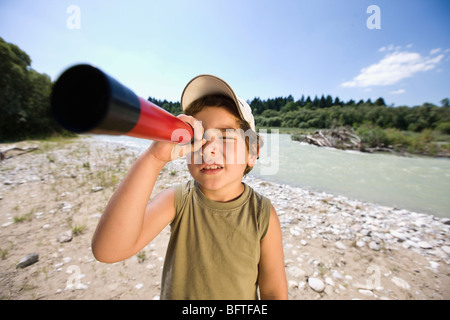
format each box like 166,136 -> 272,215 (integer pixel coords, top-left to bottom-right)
160,180 -> 271,300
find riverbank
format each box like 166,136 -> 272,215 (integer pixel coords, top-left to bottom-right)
289,127 -> 450,158
0,137 -> 449,300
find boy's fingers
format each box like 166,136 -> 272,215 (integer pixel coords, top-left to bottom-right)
177,114 -> 203,142
192,119 -> 204,142
191,139 -> 206,153
169,114 -> 205,161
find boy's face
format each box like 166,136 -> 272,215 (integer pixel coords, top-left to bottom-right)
187,106 -> 256,194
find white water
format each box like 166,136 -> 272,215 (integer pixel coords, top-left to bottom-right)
91,134 -> 450,218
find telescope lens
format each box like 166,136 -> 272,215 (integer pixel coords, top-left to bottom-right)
51,65 -> 109,133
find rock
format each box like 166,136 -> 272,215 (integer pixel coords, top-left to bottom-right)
441,246 -> 450,254
288,266 -> 306,278
324,285 -> 334,296
356,240 -> 366,248
335,241 -> 347,250
16,253 -> 39,268
390,230 -> 408,241
290,227 -> 301,236
308,277 -> 325,293
303,128 -> 362,151
369,241 -> 380,251
429,261 -> 439,271
91,186 -> 103,192
391,277 -> 410,290
288,280 -> 298,289
418,241 -> 433,249
90,213 -> 102,219
358,289 -> 374,297
134,283 -> 144,290
325,277 -> 334,286
60,202 -> 72,212
57,230 -> 73,243
332,270 -> 344,280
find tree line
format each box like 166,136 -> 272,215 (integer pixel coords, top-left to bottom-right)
150,95 -> 450,134
0,37 -> 65,141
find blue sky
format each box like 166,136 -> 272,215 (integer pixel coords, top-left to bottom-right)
1,0 -> 449,107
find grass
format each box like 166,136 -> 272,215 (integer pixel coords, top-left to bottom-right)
71,224 -> 86,236
13,213 -> 32,223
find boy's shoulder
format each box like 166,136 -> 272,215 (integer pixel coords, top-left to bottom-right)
245,182 -> 272,203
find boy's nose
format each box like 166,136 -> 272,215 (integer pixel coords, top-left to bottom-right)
201,138 -> 221,162
202,139 -> 216,156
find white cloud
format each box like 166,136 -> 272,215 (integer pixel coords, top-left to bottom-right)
430,48 -> 441,55
390,89 -> 405,95
378,44 -> 401,52
341,50 -> 445,88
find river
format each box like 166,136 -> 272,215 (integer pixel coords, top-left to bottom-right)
91,133 -> 450,218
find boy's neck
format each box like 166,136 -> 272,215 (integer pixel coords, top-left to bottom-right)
197,181 -> 245,202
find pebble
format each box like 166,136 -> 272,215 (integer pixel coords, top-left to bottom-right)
391,277 -> 410,291
134,283 -> 144,290
418,241 -> 432,249
308,277 -> 325,293
57,230 -> 73,243
335,241 -> 347,250
16,253 -> 39,269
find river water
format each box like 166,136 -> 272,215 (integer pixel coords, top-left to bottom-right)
91,134 -> 450,218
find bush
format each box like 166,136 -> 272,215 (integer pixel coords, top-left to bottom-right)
436,121 -> 450,134
355,124 -> 388,148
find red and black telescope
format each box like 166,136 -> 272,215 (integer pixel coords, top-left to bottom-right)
51,64 -> 193,143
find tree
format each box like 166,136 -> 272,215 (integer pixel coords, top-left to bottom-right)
0,37 -> 61,141
374,97 -> 386,106
297,95 -> 305,107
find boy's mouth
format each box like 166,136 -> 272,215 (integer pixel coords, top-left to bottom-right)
200,164 -> 224,175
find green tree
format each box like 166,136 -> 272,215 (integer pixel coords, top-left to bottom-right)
1,37 -> 63,140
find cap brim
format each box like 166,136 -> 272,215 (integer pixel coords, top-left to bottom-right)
181,74 -> 240,112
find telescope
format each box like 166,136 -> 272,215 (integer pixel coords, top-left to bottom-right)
51,64 -> 193,143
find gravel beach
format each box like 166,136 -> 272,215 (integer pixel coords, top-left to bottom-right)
0,137 -> 449,300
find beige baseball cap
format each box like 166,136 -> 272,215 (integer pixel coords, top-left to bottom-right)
180,74 -> 256,131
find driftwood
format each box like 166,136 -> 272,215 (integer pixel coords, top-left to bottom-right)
0,146 -> 38,161
305,128 -> 363,151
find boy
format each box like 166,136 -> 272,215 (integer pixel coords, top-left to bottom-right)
91,75 -> 288,299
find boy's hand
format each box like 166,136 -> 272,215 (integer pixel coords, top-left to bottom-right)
148,114 -> 205,163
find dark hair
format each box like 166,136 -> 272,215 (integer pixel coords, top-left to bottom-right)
184,94 -> 263,175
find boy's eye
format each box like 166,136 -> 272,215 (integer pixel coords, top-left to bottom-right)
220,136 -> 236,141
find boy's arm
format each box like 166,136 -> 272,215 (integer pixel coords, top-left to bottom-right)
91,115 -> 204,263
91,147 -> 174,263
258,205 -> 288,299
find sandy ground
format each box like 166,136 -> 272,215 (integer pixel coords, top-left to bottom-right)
0,137 -> 449,300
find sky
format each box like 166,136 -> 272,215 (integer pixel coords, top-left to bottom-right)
1,0 -> 449,107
